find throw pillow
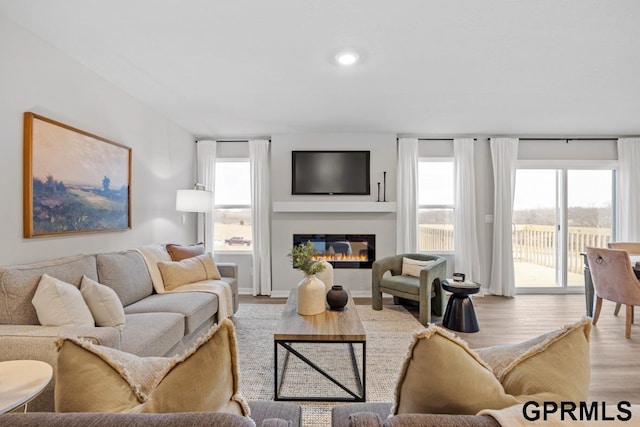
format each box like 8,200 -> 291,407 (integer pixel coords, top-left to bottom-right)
166,243 -> 205,261
80,275 -> 126,330
393,319 -> 591,415
157,253 -> 222,291
401,257 -> 435,278
32,273 -> 94,327
393,325 -> 519,415
475,318 -> 591,402
55,318 -> 250,415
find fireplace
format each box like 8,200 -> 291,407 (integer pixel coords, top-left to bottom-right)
293,234 -> 375,269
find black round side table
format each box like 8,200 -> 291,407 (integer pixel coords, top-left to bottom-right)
441,280 -> 481,333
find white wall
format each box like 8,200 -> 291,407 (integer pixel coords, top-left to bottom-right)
270,133 -> 397,297
0,15 -> 196,265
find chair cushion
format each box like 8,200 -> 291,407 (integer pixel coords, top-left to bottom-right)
55,319 -> 249,415
124,292 -> 218,335
393,319 -> 591,415
380,275 -> 435,298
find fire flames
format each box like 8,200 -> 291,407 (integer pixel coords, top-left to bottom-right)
312,253 -> 368,262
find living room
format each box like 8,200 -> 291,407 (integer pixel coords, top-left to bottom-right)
1,2 -> 639,426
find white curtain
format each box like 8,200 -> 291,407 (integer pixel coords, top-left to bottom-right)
489,138 -> 518,297
397,138 -> 419,253
453,138 -> 482,284
249,139 -> 272,296
196,140 -> 217,253
617,138 -> 640,242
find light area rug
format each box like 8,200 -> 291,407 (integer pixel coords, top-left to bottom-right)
232,304 -> 425,427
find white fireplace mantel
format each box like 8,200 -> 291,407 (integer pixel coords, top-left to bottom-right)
272,201 -> 396,213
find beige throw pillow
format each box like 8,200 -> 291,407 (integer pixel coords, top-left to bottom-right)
32,274 -> 94,327
401,257 -> 435,278
393,319 -> 591,415
393,325 -> 519,415
475,318 -> 591,402
55,319 -> 249,415
157,253 -> 221,291
80,275 -> 125,330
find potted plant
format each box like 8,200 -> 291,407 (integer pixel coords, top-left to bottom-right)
288,241 -> 326,315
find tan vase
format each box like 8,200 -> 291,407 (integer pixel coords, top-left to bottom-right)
296,274 -> 326,315
316,260 -> 334,293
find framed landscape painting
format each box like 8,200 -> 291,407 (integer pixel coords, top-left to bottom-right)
23,112 -> 132,238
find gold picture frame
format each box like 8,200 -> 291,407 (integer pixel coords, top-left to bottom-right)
23,112 -> 132,238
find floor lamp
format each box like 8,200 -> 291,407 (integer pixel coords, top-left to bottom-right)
176,184 -> 213,249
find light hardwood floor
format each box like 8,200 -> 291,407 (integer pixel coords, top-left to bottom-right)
240,293 -> 640,403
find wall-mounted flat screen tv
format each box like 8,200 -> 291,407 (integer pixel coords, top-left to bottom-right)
292,150 -> 370,195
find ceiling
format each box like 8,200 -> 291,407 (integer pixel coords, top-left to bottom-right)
2,1 -> 640,138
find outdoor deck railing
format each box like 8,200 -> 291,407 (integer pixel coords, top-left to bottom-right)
419,223 -> 611,275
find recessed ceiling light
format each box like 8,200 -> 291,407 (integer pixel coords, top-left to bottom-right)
335,50 -> 359,66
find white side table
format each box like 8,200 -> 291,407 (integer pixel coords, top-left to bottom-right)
0,360 -> 53,413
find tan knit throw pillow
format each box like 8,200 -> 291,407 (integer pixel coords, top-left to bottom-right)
157,253 -> 221,291
54,319 -> 249,415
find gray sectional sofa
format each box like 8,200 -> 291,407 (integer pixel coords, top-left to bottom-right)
0,401 -> 302,426
0,248 -> 239,412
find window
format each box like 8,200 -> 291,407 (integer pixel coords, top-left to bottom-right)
513,166 -> 615,289
418,159 -> 454,251
213,159 -> 252,251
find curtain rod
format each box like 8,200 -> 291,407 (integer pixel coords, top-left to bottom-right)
195,139 -> 272,143
396,138 -> 477,142
518,137 -> 617,141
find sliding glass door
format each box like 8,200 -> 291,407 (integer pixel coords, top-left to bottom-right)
513,166 -> 615,290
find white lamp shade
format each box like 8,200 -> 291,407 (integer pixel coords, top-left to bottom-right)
176,189 -> 213,213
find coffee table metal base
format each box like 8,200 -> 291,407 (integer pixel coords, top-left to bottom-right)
274,339 -> 366,402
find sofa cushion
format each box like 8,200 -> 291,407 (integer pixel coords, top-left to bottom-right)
120,312 -> 185,356
166,243 -> 205,261
80,276 -> 125,330
55,319 -> 249,416
136,244 -> 172,293
157,253 -> 221,291
393,319 -> 591,415
124,292 -> 218,335
401,257 -> 435,278
0,255 -> 98,325
97,251 -> 154,307
32,274 -> 94,327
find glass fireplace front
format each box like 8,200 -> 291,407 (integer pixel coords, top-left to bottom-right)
292,234 -> 376,269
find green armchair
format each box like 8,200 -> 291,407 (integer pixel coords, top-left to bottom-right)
372,253 -> 447,326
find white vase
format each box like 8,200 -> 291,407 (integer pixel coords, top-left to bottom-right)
297,274 -> 326,315
316,260 -> 334,293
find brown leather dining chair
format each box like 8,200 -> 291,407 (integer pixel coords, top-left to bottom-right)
585,247 -> 640,339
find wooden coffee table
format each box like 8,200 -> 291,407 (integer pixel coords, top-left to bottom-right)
274,288 -> 366,402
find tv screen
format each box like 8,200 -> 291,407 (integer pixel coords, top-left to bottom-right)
292,151 -> 370,195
